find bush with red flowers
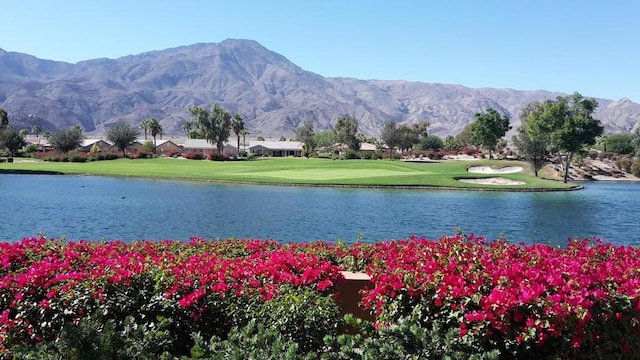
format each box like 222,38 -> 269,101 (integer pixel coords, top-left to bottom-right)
2,235 -> 640,359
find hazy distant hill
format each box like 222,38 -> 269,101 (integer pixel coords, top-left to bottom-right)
1,39 -> 638,138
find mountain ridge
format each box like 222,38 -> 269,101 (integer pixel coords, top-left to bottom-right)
1,38 -> 638,138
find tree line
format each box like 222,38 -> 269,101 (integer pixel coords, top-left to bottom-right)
2,92 -> 637,184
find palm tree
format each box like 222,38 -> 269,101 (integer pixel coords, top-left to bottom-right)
140,118 -> 151,140
19,128 -> 29,138
241,129 -> 249,152
147,118 -> 163,153
231,114 -> 245,155
182,121 -> 193,139
31,125 -> 41,139
43,131 -> 51,140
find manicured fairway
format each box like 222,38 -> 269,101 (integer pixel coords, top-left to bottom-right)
0,157 -> 578,190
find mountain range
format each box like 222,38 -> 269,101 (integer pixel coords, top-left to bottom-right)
1,38 -> 639,138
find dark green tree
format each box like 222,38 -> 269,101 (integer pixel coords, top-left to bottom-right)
605,133 -> 634,154
295,120 -> 315,158
524,92 -> 604,183
189,104 -> 232,155
471,108 -> 510,159
0,107 -> 8,129
49,127 -> 84,154
231,114 -> 245,155
106,121 -> 138,157
333,115 -> 360,151
0,127 -> 26,156
397,122 -> 429,153
512,125 -> 548,177
418,135 -> 444,151
380,120 -> 401,159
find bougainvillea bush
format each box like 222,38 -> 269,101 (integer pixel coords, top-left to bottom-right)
0,238 -> 345,358
2,235 -> 640,359
361,235 -> 640,359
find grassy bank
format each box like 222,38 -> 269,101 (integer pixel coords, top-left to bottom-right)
0,157 -> 578,190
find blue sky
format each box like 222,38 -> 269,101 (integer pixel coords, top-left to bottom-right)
2,0 -> 639,102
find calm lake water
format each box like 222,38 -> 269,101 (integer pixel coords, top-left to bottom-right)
1,174 -> 638,246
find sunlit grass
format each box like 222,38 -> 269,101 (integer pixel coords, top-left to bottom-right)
0,157 -> 578,190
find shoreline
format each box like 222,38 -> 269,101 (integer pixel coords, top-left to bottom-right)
1,168 -> 583,192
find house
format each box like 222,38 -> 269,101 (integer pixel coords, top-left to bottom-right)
155,139 -> 182,156
248,141 -> 303,157
125,141 -> 144,155
359,142 -> 379,153
334,142 -> 382,153
77,139 -> 112,152
182,139 -> 237,155
23,135 -> 52,151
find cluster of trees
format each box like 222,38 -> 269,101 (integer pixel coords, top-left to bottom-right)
595,131 -> 640,156
295,116 -> 432,159
513,92 -> 604,182
188,104 -> 245,155
0,108 -> 26,157
380,120 -> 430,158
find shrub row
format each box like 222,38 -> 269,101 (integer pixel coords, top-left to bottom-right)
2,236 -> 640,358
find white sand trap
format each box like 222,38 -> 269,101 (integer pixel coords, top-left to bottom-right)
458,177 -> 526,185
467,166 -> 523,174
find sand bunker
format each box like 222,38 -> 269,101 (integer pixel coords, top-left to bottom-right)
467,166 -> 523,174
458,177 -> 526,185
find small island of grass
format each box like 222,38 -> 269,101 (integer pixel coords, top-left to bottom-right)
0,157 -> 579,191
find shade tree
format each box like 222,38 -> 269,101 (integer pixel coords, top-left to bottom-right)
471,108 -> 510,159
604,133 -> 634,155
189,104 -> 232,155
380,120 -> 401,159
106,120 -> 138,157
295,120 -> 315,158
523,92 -> 603,183
49,127 -> 84,154
418,135 -> 444,151
0,127 -> 26,156
333,115 -> 360,152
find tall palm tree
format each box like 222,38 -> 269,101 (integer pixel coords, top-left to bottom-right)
147,118 -> 163,153
231,114 -> 245,155
240,129 -> 249,152
182,121 -> 193,139
31,125 -> 41,139
140,118 -> 151,140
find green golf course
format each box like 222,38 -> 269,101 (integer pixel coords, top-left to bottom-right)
0,157 -> 579,191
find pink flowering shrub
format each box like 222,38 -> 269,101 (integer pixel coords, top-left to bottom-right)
0,237 -> 345,355
360,235 -> 640,358
2,235 -> 640,358
182,152 -> 207,160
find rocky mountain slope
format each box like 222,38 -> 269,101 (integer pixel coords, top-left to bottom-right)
1,39 -> 639,138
